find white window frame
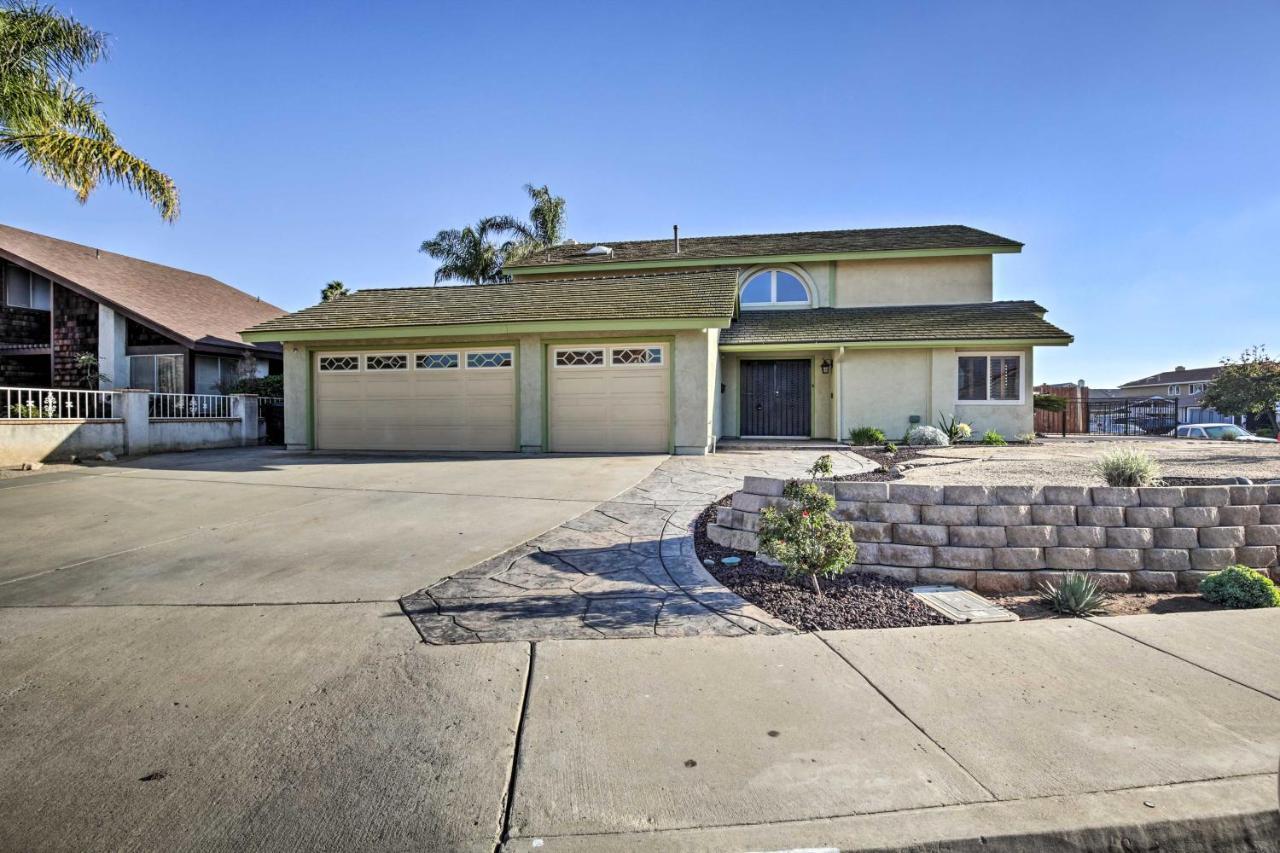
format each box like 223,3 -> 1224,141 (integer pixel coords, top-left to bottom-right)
738,266 -> 814,310
608,344 -> 665,367
317,353 -> 361,373
364,352 -> 410,372
956,352 -> 1025,406
1168,384 -> 1182,395
128,353 -> 185,393
415,351 -> 460,370
552,346 -> 607,369
463,349 -> 514,370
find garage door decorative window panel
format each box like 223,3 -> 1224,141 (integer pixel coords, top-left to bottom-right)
318,355 -> 360,372
366,354 -> 408,371
417,353 -> 459,370
611,346 -> 663,366
555,348 -> 605,367
466,351 -> 513,369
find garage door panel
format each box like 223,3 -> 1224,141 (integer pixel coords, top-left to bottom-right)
315,351 -> 515,451
549,344 -> 670,453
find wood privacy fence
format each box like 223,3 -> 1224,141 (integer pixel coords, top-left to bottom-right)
1035,383 -> 1088,435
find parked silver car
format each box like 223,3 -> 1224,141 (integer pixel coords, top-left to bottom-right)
1176,423 -> 1275,443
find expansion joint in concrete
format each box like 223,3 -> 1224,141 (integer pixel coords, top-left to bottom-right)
814,632 -> 999,801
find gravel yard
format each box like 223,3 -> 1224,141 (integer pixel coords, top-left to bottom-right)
896,437 -> 1280,486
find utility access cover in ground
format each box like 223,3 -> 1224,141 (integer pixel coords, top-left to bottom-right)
911,585 -> 1018,623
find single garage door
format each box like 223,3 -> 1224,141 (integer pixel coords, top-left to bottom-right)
549,343 -> 670,452
314,348 -> 516,451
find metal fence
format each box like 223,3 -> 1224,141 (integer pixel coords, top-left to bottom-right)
258,397 -> 285,444
149,393 -> 235,419
2,386 -> 115,419
1086,397 -> 1178,436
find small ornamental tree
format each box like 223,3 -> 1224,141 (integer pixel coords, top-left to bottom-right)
1201,346 -> 1280,434
757,480 -> 857,596
807,453 -> 834,479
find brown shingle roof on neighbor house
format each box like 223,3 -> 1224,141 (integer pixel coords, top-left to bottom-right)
507,224 -> 1022,269
0,224 -> 285,352
245,268 -> 740,335
1120,366 -> 1221,387
719,301 -> 1072,346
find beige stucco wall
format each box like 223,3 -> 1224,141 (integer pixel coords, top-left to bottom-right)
836,345 -> 1034,441
834,255 -> 992,308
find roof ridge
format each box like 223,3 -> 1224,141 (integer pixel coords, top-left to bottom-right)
534,224 -> 1014,250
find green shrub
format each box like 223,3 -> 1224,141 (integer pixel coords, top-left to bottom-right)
883,441 -> 898,455
221,374 -> 283,398
1034,393 -> 1067,413
848,426 -> 886,445
807,454 -> 834,479
981,429 -> 1007,446
757,480 -> 857,596
906,425 -> 949,446
1256,427 -> 1276,438
1200,565 -> 1280,609
7,403 -> 44,418
1039,572 -> 1107,617
1093,448 -> 1162,487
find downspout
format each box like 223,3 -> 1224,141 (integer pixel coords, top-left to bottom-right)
834,346 -> 845,442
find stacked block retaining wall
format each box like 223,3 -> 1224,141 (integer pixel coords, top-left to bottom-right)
707,478 -> 1280,593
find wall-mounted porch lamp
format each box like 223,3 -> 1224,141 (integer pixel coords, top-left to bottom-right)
820,358 -> 833,375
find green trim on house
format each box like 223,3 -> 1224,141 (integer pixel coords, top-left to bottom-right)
505,245 -> 1020,277
827,261 -> 836,306
717,337 -> 1073,353
244,317 -> 728,344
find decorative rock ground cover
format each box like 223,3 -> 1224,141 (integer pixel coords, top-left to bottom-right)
401,450 -> 875,643
694,502 -> 949,631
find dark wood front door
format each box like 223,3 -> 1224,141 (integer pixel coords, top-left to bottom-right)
740,360 -> 811,437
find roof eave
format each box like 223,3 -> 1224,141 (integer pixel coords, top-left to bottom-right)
718,335 -> 1074,352
504,245 -> 1022,276
242,315 -> 734,343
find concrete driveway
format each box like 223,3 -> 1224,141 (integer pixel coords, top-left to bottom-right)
0,447 -> 664,604
3,447 -> 1279,851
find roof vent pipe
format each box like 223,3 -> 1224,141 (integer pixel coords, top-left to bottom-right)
673,225 -> 680,254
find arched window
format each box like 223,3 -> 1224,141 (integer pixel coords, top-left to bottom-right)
740,269 -> 811,308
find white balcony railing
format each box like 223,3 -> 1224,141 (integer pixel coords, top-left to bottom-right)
149,393 -> 234,419
1,386 -> 116,420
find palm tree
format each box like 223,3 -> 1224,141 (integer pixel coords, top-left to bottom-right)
497,183 -> 567,263
0,2 -> 179,220
320,280 -> 348,302
419,217 -> 512,285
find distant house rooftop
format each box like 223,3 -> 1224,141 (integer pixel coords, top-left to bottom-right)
1120,366 -> 1221,388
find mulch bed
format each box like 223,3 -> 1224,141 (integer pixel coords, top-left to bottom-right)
694,500 -> 949,631
989,591 -> 1222,619
835,446 -> 924,481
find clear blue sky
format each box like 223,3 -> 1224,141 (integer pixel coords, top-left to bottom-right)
3,0 -> 1277,387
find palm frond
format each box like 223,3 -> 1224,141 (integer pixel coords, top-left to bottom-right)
0,2 -> 108,79
0,126 -> 179,219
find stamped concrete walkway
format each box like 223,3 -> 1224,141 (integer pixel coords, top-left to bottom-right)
401,450 -> 875,643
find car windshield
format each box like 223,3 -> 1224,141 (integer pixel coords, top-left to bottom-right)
1204,425 -> 1249,439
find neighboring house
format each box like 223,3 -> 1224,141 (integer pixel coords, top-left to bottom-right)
0,225 -> 285,394
1118,365 -> 1236,424
243,224 -> 1072,454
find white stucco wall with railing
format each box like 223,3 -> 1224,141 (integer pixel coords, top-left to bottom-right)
0,387 -> 260,466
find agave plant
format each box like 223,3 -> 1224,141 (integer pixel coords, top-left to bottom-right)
1039,572 -> 1108,617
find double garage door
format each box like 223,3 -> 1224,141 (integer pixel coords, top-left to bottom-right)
313,342 -> 669,453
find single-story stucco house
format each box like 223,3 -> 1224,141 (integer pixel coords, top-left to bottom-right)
242,224 -> 1073,454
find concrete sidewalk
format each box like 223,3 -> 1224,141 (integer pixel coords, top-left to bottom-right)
500,611 -> 1280,851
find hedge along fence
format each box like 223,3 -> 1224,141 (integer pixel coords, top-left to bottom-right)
708,478 -> 1280,594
